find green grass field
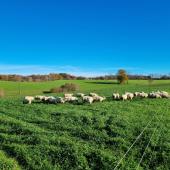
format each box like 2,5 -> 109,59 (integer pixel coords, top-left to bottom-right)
0,79 -> 170,97
0,80 -> 170,170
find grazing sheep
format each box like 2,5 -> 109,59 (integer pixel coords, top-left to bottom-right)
42,96 -> 49,102
23,96 -> 34,104
35,95 -> 45,101
134,92 -> 140,97
93,95 -> 106,102
42,96 -> 56,103
23,89 -> 169,105
155,91 -> 162,96
155,93 -> 162,98
139,92 -> 148,98
161,91 -> 168,95
160,91 -> 169,98
89,93 -> 98,97
99,96 -> 106,102
112,93 -> 120,100
56,97 -> 65,103
83,96 -> 94,104
46,98 -> 57,104
148,92 -> 155,98
154,91 -> 163,98
154,91 -> 169,98
64,93 -> 73,98
121,94 -> 128,101
148,92 -> 161,98
125,92 -> 134,100
64,96 -> 78,102
76,93 -> 85,98
43,96 -> 65,104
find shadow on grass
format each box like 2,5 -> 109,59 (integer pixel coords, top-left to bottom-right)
43,91 -> 52,94
2,145 -> 26,170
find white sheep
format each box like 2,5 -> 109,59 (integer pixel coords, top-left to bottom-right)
93,95 -> 106,102
112,93 -> 120,100
155,91 -> 169,98
134,92 -> 140,97
99,96 -> 106,102
148,92 -> 155,98
155,93 -> 162,98
83,96 -> 94,104
121,94 -> 128,101
76,93 -> 85,98
64,93 -> 73,98
64,96 -> 78,102
35,95 -> 45,101
161,91 -> 168,95
154,91 -> 163,98
42,96 -> 48,101
125,92 -> 134,100
56,97 -> 65,103
139,92 -> 148,98
160,91 -> 169,98
89,93 -> 98,97
148,92 -> 161,98
23,96 -> 34,104
42,96 -> 56,103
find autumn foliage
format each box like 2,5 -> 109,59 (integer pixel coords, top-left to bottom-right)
117,69 -> 129,84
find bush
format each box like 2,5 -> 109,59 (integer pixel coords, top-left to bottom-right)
61,83 -> 79,91
50,83 -> 79,93
0,89 -> 4,97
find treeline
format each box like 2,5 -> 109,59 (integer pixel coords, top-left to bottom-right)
0,73 -> 77,82
0,73 -> 169,82
86,74 -> 170,80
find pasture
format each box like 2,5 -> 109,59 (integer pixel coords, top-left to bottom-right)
0,80 -> 170,170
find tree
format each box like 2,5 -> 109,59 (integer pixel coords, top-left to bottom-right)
117,69 -> 128,84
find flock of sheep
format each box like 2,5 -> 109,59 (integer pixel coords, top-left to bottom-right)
113,91 -> 169,101
23,91 -> 170,105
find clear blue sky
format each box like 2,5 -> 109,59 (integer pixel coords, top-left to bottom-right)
0,0 -> 169,76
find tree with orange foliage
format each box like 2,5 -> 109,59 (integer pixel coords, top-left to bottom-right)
117,69 -> 129,84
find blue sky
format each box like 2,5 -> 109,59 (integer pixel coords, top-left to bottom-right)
0,0 -> 169,76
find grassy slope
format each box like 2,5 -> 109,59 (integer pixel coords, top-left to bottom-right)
0,80 -> 170,170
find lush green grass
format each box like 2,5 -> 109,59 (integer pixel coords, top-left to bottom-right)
0,150 -> 21,170
0,80 -> 170,169
0,80 -> 170,97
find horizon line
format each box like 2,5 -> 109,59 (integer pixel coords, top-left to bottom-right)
0,64 -> 169,77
